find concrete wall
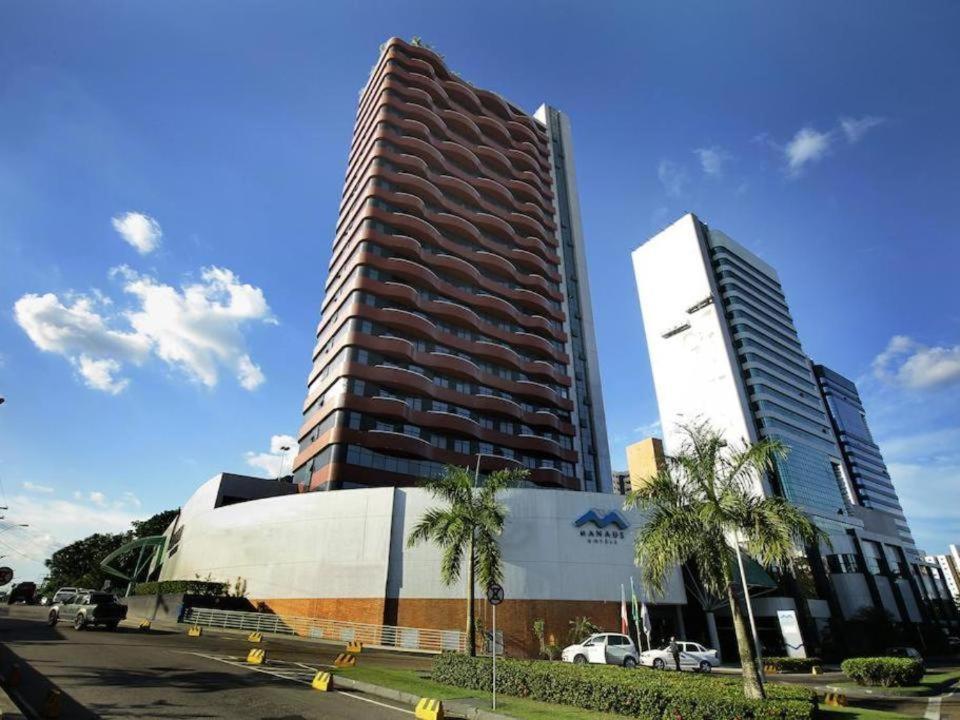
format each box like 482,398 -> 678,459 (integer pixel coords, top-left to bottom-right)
632,216 -> 761,493
159,476 -> 686,655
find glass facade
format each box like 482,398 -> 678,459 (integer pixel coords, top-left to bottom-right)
704,227 -> 851,520
814,364 -> 917,549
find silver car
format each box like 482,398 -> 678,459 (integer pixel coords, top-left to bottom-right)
561,633 -> 639,667
639,640 -> 720,672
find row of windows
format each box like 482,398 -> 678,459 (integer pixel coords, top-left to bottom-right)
753,399 -> 828,430
749,381 -> 827,419
728,312 -> 804,354
364,237 -> 562,314
360,263 -> 564,347
740,351 -> 816,389
353,344 -> 571,405
370,132 -> 558,267
348,289 -> 565,371
306,321 -> 571,402
710,249 -> 784,298
346,377 -> 574,447
343,409 -> 575,475
735,336 -> 811,376
760,415 -> 836,451
745,367 -> 818,403
715,265 -> 790,315
376,107 -> 552,226
367,58 -> 549,176
721,285 -> 796,332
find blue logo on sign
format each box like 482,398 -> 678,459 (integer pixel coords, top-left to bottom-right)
574,509 -> 630,530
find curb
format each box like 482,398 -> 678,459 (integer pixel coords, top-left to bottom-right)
0,684 -> 27,720
333,675 -> 513,720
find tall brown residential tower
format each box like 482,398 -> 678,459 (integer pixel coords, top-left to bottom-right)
291,38 -> 610,492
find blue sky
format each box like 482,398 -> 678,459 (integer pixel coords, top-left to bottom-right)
2,1 -> 959,582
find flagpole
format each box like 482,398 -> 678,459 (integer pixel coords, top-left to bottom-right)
630,576 -> 643,653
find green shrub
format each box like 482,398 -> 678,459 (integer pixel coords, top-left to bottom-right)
132,580 -> 227,597
764,657 -> 822,673
841,657 -> 924,687
432,653 -> 817,720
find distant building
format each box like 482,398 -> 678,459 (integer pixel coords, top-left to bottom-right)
626,437 -> 665,491
611,470 -> 630,495
814,364 -> 917,552
632,212 -> 958,654
927,545 -> 960,604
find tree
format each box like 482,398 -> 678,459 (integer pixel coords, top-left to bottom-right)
41,508 -> 178,595
131,509 -> 179,538
568,615 -> 599,644
407,464 -> 526,656
625,422 -> 824,699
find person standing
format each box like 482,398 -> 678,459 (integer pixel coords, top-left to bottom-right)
669,636 -> 681,671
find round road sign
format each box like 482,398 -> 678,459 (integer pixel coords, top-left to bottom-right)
486,583 -> 504,605
0,567 -> 13,587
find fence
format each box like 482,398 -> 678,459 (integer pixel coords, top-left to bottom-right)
182,607 -> 466,654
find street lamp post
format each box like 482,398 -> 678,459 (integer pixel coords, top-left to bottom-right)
276,446 -> 291,482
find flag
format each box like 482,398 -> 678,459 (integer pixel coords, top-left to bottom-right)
630,577 -> 643,651
641,601 -> 652,637
620,584 -> 629,635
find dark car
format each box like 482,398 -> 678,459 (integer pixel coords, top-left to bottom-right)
47,591 -> 127,631
6,582 -> 37,605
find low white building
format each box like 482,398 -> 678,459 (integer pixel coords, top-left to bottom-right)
159,472 -> 686,656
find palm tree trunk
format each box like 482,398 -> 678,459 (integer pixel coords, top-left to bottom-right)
726,583 -> 765,699
466,532 -> 476,656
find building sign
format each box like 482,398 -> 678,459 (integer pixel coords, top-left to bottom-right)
776,610 -> 806,658
573,509 -> 629,545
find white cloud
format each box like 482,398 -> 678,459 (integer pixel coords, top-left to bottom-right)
873,335 -> 960,390
785,127 -> 832,174
112,211 -> 162,254
693,147 -> 730,177
14,266 -> 274,393
245,434 -> 298,477
657,160 -> 688,197
632,419 -> 662,437
21,481 -> 54,494
89,491 -> 106,507
76,356 -> 129,394
0,492 -> 147,584
840,115 -> 884,143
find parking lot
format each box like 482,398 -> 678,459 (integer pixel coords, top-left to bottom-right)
0,605 -> 433,719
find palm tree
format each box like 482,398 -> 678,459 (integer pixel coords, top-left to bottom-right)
568,615 -> 599,644
407,464 -> 527,656
625,422 -> 824,699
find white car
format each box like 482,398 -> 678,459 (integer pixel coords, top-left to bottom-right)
561,633 -> 639,668
639,640 -> 720,672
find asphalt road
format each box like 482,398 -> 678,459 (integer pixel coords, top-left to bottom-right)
0,606 -> 433,719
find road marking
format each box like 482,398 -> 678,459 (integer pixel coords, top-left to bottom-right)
926,694 -> 942,720
186,652 -> 414,716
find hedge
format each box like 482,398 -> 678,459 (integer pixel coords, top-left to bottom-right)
764,657 -> 822,673
432,653 -> 817,720
132,580 -> 227,597
840,657 -> 924,687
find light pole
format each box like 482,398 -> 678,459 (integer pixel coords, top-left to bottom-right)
0,524 -> 28,534
276,446 -> 291,481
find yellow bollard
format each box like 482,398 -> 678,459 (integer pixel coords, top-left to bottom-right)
187,626 -> 202,637
345,640 -> 363,653
415,698 -> 444,720
246,648 -> 266,665
824,692 -> 848,707
312,671 -> 333,691
333,653 -> 356,668
139,619 -> 151,631
42,688 -> 61,718
248,631 -> 263,643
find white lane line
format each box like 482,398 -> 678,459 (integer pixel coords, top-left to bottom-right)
185,652 -> 414,716
925,695 -> 942,720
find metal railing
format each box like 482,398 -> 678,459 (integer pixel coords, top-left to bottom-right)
182,607 -> 465,654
